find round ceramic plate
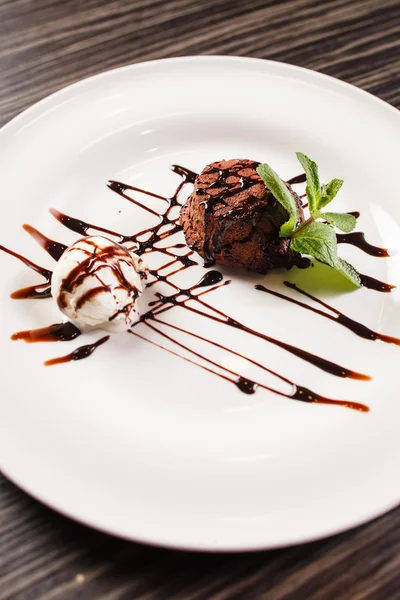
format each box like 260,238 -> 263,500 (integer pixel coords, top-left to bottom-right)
0,57 -> 399,551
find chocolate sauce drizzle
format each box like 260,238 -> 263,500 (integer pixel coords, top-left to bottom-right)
256,282 -> 400,345
337,231 -> 390,258
132,316 -> 367,410
286,173 -> 307,185
296,194 -> 390,260
333,212 -> 391,258
143,281 -> 369,381
12,321 -> 81,343
1,164 -> 396,411
45,335 -> 109,366
358,273 -> 395,293
0,244 -> 52,299
23,224 -> 67,262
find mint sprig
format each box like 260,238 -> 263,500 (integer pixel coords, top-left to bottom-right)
295,152 -> 320,214
256,153 -> 360,288
322,211 -> 357,233
256,163 -> 298,237
291,222 -> 361,286
319,178 -> 344,210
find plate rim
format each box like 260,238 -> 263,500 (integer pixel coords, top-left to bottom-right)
2,466 -> 398,553
1,55 -> 399,552
1,55 -> 399,137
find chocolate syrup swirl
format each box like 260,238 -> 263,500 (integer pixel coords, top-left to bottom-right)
1,164 -> 394,411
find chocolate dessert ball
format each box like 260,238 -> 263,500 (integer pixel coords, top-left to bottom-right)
180,159 -> 304,273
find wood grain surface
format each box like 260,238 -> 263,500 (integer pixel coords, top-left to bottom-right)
0,0 -> 399,598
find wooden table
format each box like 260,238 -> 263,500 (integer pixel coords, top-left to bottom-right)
1,1 -> 399,598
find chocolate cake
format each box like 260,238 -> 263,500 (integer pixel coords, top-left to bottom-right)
180,159 -> 304,273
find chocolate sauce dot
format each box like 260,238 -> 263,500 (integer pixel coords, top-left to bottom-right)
236,377 -> 258,394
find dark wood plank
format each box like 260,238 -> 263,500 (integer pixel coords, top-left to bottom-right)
0,0 -> 399,127
0,1 -> 399,598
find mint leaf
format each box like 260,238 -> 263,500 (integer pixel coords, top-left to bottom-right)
336,258 -> 361,287
291,222 -> 337,267
296,152 -> 320,215
256,164 -> 298,237
322,212 -> 357,233
290,221 -> 360,287
318,178 -> 344,209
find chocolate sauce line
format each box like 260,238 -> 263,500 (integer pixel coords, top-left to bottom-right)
110,182 -> 169,202
0,244 -> 52,281
337,231 -> 390,257
296,202 -> 388,260
146,272 -> 227,312
154,256 -> 184,273
130,329 -> 236,388
0,243 -> 52,299
135,319 -> 368,411
287,174 -> 307,185
49,207 -> 126,242
183,297 -> 370,380
153,240 -> 187,251
162,243 -> 187,250
12,322 -> 81,343
151,315 -> 293,385
142,280 -> 369,380
44,335 -> 109,366
359,273 -> 395,293
256,282 -> 400,346
158,258 -> 196,280
145,320 -> 258,392
10,283 -> 52,300
170,164 -> 198,184
23,224 -> 67,262
107,181 -> 165,217
147,255 -> 197,292
146,259 -> 183,289
148,279 -> 230,317
333,212 -> 390,258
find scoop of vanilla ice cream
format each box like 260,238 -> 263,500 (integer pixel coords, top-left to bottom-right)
51,236 -> 148,332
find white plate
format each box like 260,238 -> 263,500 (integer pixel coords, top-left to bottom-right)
0,57 -> 399,551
